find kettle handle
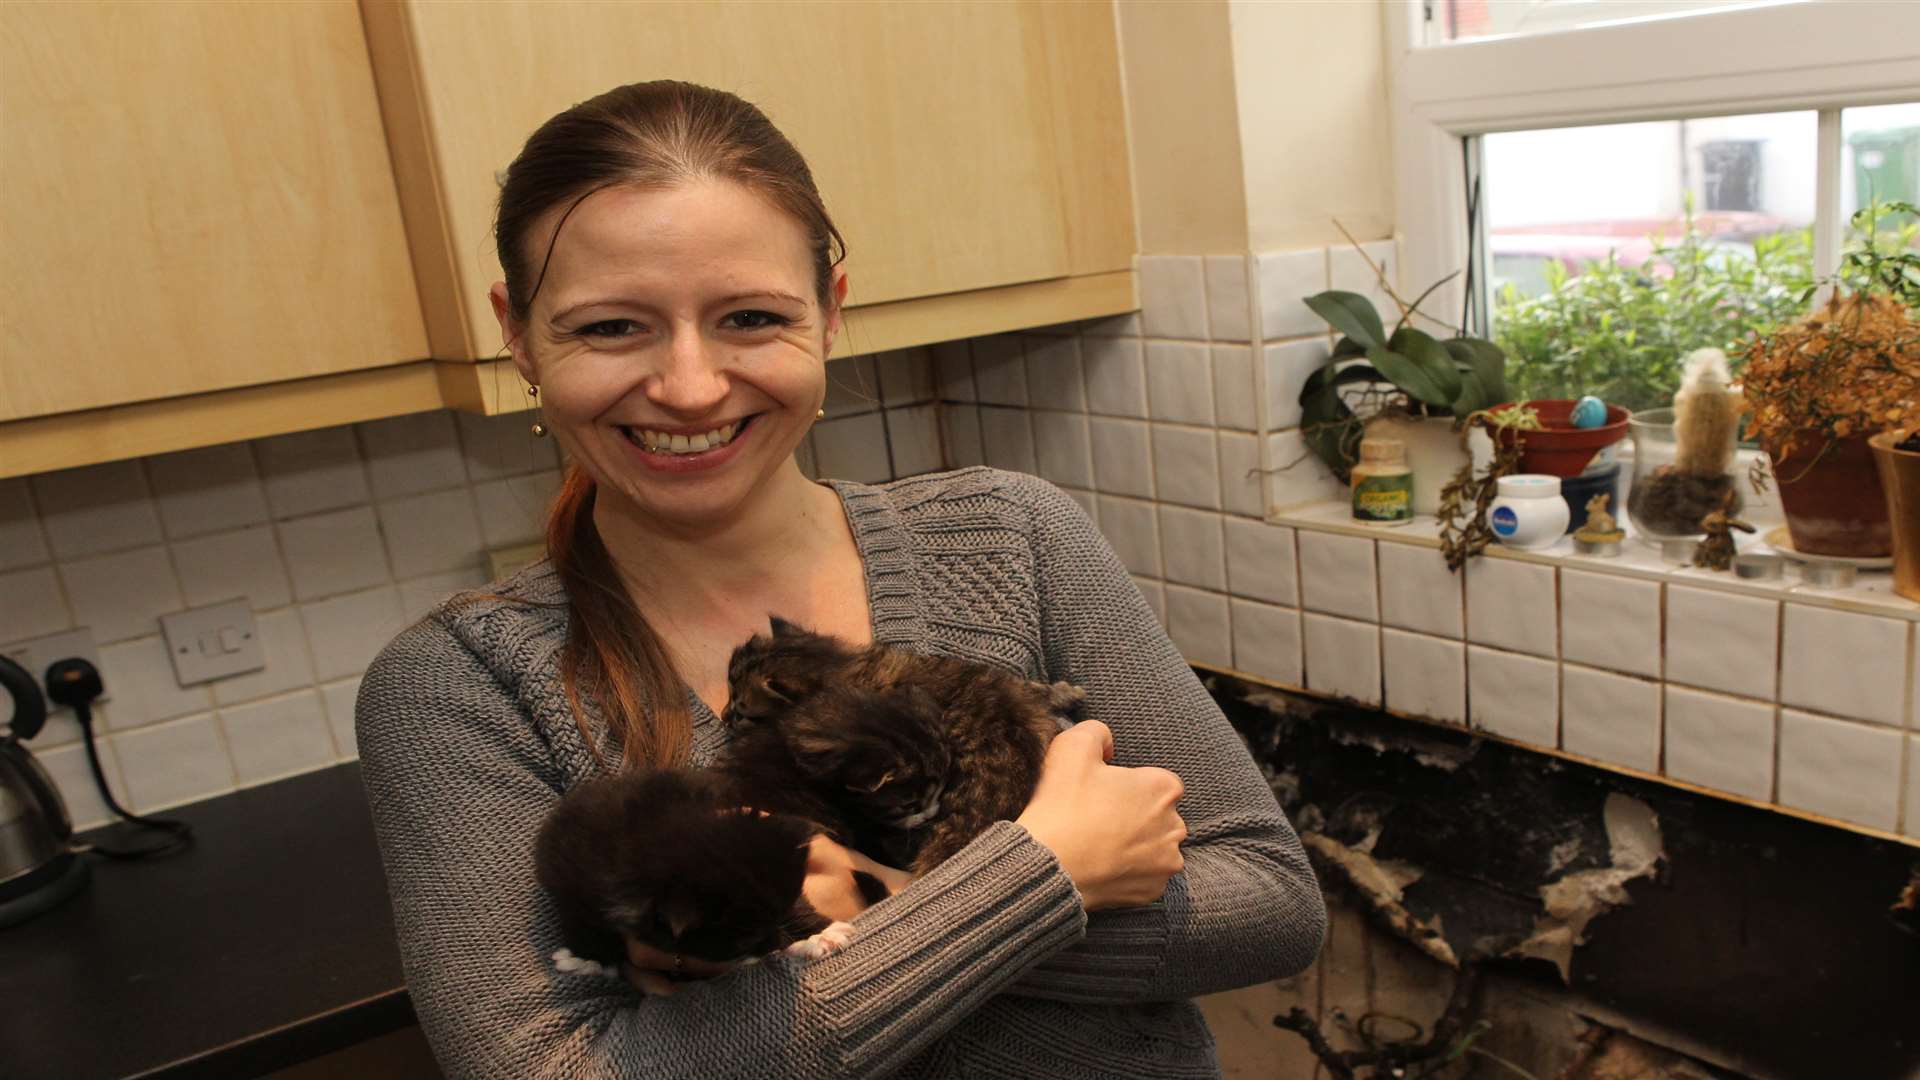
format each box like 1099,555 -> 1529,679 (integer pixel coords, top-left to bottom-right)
1,653 -> 48,741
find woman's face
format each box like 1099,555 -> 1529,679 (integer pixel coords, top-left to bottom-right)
493,180 -> 844,531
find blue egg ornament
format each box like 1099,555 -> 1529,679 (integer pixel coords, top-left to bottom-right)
1570,395 -> 1608,429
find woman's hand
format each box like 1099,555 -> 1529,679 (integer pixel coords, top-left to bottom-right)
1015,719 -> 1187,911
623,939 -> 735,997
803,833 -> 912,920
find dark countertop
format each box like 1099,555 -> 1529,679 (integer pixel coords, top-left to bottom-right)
0,763 -> 414,1079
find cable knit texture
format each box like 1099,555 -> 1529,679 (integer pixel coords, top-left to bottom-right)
356,467 -> 1326,1079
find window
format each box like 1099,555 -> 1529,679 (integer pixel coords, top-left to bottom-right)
1429,0 -> 1794,45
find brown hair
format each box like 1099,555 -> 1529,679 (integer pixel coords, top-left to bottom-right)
495,81 -> 846,771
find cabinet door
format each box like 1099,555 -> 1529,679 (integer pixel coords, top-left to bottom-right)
0,1 -> 427,422
374,0 -> 1077,360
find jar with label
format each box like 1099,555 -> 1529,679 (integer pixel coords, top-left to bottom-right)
1489,474 -> 1570,550
1351,437 -> 1412,526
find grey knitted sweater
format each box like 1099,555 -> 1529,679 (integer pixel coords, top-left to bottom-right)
356,467 -> 1325,1079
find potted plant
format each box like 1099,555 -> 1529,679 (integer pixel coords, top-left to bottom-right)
1740,201 -> 1920,558
1298,271 -> 1510,516
1869,427 -> 1920,601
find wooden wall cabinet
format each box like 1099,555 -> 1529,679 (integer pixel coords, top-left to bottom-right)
361,0 -> 1136,413
1,0 -> 1134,477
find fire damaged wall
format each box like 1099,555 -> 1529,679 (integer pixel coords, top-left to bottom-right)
1209,674 -> 1920,1080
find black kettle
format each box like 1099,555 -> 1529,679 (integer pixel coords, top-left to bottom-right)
1,654 -> 90,926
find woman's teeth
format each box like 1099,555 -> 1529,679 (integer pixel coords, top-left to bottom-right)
630,422 -> 739,455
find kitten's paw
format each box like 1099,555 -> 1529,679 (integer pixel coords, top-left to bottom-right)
785,920 -> 856,961
552,948 -> 620,980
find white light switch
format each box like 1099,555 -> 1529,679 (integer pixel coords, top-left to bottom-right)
160,600 -> 264,686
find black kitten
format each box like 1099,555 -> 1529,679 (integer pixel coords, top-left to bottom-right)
717,618 -> 1086,875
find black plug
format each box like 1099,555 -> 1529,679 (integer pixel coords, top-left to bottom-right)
45,657 -> 104,714
43,655 -> 194,858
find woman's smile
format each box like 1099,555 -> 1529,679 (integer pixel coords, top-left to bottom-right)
619,413 -> 763,473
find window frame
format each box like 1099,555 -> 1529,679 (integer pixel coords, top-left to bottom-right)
1388,0 -> 1920,327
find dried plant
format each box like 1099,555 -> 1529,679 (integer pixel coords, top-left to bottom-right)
1436,405 -> 1539,571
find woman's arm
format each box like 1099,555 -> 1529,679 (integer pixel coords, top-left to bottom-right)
1005,474 -> 1328,1004
355,621 -> 1085,1080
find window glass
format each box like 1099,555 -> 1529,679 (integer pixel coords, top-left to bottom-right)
1484,112 -> 1816,412
1432,0 -> 1794,44
1843,103 -> 1920,221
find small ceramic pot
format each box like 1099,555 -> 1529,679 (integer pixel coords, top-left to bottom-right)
1497,399 -> 1632,478
1868,427 -> 1920,602
1490,474 -> 1569,551
1768,434 -> 1891,558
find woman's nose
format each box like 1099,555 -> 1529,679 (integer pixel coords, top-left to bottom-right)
645,332 -> 729,415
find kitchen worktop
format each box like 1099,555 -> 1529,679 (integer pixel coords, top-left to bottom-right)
0,764 -> 413,1079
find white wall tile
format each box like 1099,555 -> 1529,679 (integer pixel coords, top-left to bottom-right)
277,506 -> 388,601
876,347 -> 937,406
1559,569 -> 1661,678
1664,686 -> 1774,801
1263,339 -> 1332,431
1298,531 -> 1378,621
33,460 -> 163,559
1023,337 -> 1086,412
170,524 -> 292,611
147,444 -> 269,540
1083,312 -> 1143,337
1256,248 -> 1328,340
1098,497 -> 1161,578
1382,629 -> 1466,725
1224,519 -> 1297,606
1145,341 -> 1215,426
1032,411 -> 1094,490
457,411 -> 559,482
471,470 -> 561,550
1232,599 -> 1302,686
888,404 -> 945,478
970,336 -> 1028,407
1329,240 -> 1397,314
1139,255 -> 1208,340
1465,557 -> 1557,658
219,689 -> 337,786
931,341 -> 976,402
210,608 -> 314,706
1089,418 -> 1155,499
113,713 -> 233,812
812,413 -> 894,483
1164,585 -> 1232,668
1778,709 -> 1902,831
97,635 -> 211,731
319,676 -> 362,762
942,404 -> 986,469
60,545 -> 181,644
1377,541 -> 1462,638
38,738 -> 127,831
1158,507 -> 1226,591
979,407 -> 1038,476
0,566 -> 71,644
1211,346 -> 1257,431
1204,255 -> 1251,342
1151,425 -> 1221,510
1779,606 -> 1908,727
301,585 -> 406,683
1134,576 -> 1166,625
1562,665 -> 1661,772
359,411 -> 468,499
1303,612 -> 1381,706
823,354 -> 880,416
1083,336 -> 1149,418
1468,646 -> 1558,746
380,489 -> 485,580
1665,585 -> 1778,699
1906,736 -> 1920,839
1265,430 -> 1345,511
1218,431 -> 1263,518
255,427 -> 369,518
0,478 -> 48,572
398,567 -> 486,623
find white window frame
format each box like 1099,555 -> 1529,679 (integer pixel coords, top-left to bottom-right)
1388,0 -> 1920,326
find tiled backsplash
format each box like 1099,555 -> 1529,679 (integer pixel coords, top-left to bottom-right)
1,367 -> 937,828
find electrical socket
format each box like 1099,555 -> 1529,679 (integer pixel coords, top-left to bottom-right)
2,627 -> 110,706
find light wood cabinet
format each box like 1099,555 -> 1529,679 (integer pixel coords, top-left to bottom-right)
363,0 -> 1135,412
0,1 -> 428,424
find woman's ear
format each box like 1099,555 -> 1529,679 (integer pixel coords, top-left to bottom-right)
489,282 -> 538,385
821,266 -> 851,355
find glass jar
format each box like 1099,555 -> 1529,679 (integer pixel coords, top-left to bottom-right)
1626,407 -> 1742,540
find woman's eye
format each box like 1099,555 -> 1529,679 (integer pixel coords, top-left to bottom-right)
724,310 -> 789,331
577,319 -> 641,339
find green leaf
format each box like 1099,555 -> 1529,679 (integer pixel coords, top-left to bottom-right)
1370,329 -> 1461,407
1443,338 -> 1509,405
1305,290 -> 1386,349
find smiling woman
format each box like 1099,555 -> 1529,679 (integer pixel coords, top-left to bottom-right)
353,80 -> 1324,1080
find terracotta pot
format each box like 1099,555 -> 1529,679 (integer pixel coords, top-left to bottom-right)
1495,400 -> 1632,478
1869,428 -> 1920,600
1767,434 -> 1891,557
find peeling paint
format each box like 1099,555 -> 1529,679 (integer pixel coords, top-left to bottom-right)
1301,832 -> 1460,968
1509,794 -> 1665,981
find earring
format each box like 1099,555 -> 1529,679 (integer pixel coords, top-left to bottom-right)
528,384 -> 548,438
815,408 -> 826,419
